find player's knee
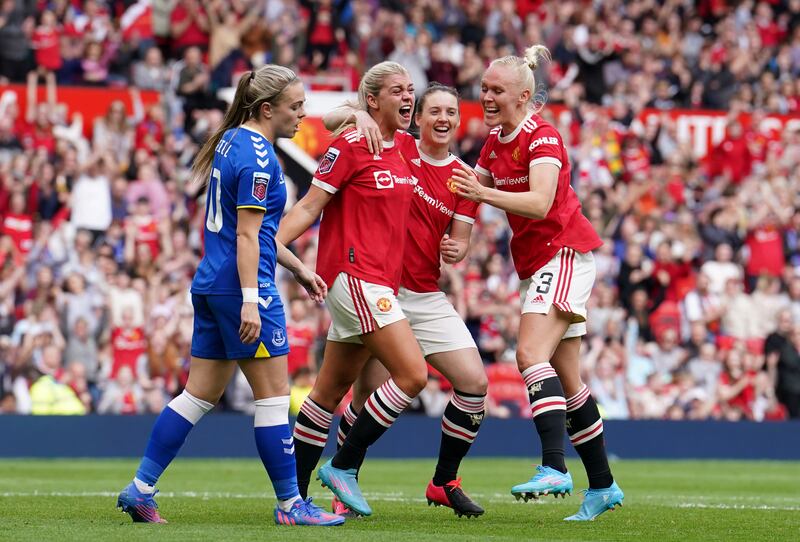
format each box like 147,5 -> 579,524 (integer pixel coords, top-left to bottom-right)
516,347 -> 543,373
451,369 -> 488,396
473,371 -> 489,396
394,370 -> 427,398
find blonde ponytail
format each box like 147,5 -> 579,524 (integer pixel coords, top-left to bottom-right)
192,65 -> 298,184
523,45 -> 551,71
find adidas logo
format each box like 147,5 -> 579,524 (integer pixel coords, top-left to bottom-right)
531,294 -> 545,304
489,151 -> 497,159
411,158 -> 421,166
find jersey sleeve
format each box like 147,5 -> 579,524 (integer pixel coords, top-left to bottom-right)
453,158 -> 479,224
311,134 -> 357,194
527,124 -> 564,169
474,139 -> 493,178
235,141 -> 279,211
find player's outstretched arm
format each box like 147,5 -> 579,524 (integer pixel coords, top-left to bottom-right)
276,241 -> 327,303
276,186 -> 333,246
451,164 -> 558,220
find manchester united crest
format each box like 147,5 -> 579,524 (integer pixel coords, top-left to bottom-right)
511,146 -> 521,162
446,177 -> 458,193
376,297 -> 392,312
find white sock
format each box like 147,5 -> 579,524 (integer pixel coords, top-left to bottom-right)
133,477 -> 155,494
278,495 -> 302,511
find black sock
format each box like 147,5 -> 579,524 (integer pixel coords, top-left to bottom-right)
292,398 -> 332,498
566,385 -> 613,489
332,379 -> 412,470
433,390 -> 486,486
522,364 -> 567,473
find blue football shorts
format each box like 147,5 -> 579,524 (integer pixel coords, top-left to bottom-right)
190,292 -> 290,360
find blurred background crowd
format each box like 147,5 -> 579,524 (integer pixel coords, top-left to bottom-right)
0,0 -> 799,422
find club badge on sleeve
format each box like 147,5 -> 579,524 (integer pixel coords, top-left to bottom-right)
252,171 -> 270,201
318,147 -> 340,175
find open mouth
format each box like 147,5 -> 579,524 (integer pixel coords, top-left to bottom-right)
433,125 -> 450,136
399,105 -> 412,120
484,105 -> 499,115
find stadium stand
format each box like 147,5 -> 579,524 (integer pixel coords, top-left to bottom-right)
0,0 -> 799,423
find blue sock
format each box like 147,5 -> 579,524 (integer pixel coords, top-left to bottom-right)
134,391 -> 214,486
254,396 -> 301,502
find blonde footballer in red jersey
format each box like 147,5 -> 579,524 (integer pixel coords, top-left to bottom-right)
451,45 -> 624,521
276,62 -> 427,517
315,84 -> 488,518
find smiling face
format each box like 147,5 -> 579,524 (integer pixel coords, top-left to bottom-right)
480,64 -> 530,129
368,73 -> 415,133
266,80 -> 306,139
416,90 -> 460,149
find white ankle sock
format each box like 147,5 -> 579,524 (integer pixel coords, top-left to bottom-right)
278,495 -> 302,512
133,477 -> 155,494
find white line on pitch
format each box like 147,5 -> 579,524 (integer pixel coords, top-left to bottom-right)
1,491 -> 800,511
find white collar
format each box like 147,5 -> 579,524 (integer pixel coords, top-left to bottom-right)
240,124 -> 269,140
416,141 -> 456,166
497,112 -> 534,144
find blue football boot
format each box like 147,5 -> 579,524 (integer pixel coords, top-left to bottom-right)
511,465 -> 573,501
117,481 -> 167,523
317,459 -> 372,516
273,497 -> 345,526
564,481 -> 624,521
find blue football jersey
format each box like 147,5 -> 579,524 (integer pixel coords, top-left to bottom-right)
191,125 -> 287,295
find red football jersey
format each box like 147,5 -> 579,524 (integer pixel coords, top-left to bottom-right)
312,128 -> 417,291
400,141 -> 479,293
475,113 -> 601,279
110,327 -> 147,379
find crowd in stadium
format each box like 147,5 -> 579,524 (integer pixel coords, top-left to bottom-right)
0,0 -> 799,421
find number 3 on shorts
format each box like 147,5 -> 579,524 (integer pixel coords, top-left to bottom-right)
536,272 -> 554,294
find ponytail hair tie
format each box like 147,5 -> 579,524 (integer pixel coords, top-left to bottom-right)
249,71 -> 256,83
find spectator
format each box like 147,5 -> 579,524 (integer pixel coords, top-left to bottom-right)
70,154 -> 113,239
700,243 -> 742,296
29,345 -> 85,415
0,0 -> 32,82
289,366 -> 314,417
687,342 -> 723,397
97,365 -> 143,414
170,0 -> 210,57
131,47 -> 170,92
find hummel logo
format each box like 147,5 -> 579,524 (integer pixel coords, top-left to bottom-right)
529,382 -> 543,394
489,151 -> 497,159
531,294 -> 545,304
411,158 -> 421,166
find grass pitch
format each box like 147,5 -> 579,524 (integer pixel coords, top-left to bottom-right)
0,458 -> 798,541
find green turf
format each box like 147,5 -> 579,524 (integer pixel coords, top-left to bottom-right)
0,458 -> 798,541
